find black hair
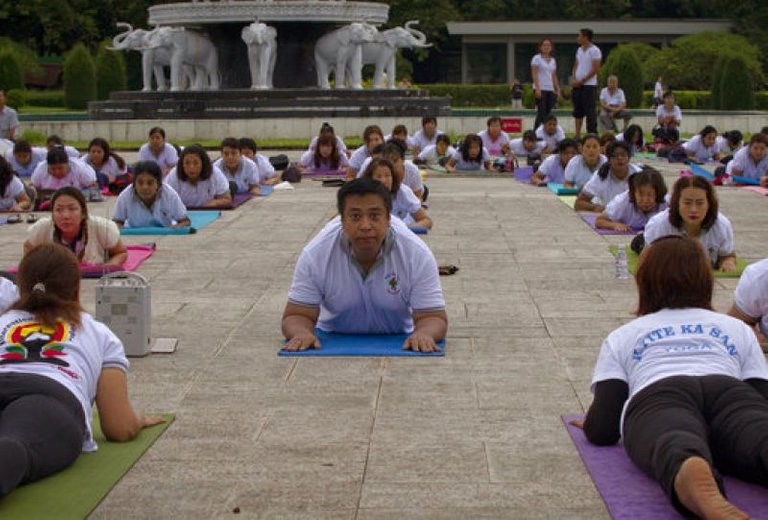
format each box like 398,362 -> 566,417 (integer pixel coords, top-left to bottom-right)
486,116 -> 501,127
336,177 -> 392,216
421,116 -> 437,126
460,133 -> 484,163
581,133 -> 600,146
220,137 -> 240,151
46,135 -> 64,146
88,137 -> 126,170
628,166 -> 667,206
13,140 -> 32,154
622,125 -> 644,149
522,130 -> 537,141
699,125 -> 717,138
238,137 -> 258,153
0,156 -> 14,197
557,138 -> 578,154
542,114 -> 558,125
362,157 -> 400,194
46,147 -> 69,165
148,126 -> 166,139
436,134 -> 451,146
382,140 -> 406,159
580,28 -> 594,41
597,140 -> 631,180
132,161 -> 163,189
723,130 -> 743,147
176,144 -> 213,182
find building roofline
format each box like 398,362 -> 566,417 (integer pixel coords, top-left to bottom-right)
446,19 -> 733,36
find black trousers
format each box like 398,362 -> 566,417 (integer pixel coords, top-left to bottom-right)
623,375 -> 768,516
534,90 -> 558,129
0,373 -> 85,496
572,85 -> 597,133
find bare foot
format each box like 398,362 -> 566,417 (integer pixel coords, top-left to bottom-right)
674,457 -> 750,520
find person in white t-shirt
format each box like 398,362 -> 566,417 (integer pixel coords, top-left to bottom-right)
571,28 -> 602,138
165,145 -> 232,208
595,166 -> 668,231
0,243 -> 163,497
384,124 -> 417,152
447,134 -> 492,172
509,130 -> 546,166
531,38 -> 561,129
535,114 -> 566,154
564,134 -> 607,190
45,135 -> 79,159
237,137 -> 280,185
298,133 -> 350,174
729,257 -> 768,341
652,76 -> 664,107
24,187 -> 128,266
362,157 -> 432,229
531,138 -> 578,185
307,123 -> 348,157
0,156 -> 31,212
213,137 -> 264,195
30,148 -> 97,194
715,130 -> 743,162
5,140 -> 47,179
411,117 -> 443,157
112,161 -> 190,229
576,140 -> 641,212
414,134 -> 456,168
477,117 -> 511,158
282,177 -> 447,352
683,126 -> 720,163
81,138 -> 127,188
726,133 -> 768,185
598,75 -> 633,132
644,176 -> 736,272
346,125 -> 385,180
137,127 -> 178,176
576,235 -> 768,520
654,91 -> 682,145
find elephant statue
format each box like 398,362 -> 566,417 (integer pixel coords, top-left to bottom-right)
143,27 -> 220,91
314,22 -> 379,89
241,21 -> 277,89
361,21 -> 432,89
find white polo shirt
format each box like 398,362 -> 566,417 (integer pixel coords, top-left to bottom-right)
417,144 -> 456,166
348,145 -> 371,173
655,105 -> 682,125
450,148 -> 491,171
357,158 -> 423,195
309,135 -> 348,155
392,184 -> 422,224
165,165 -> 230,207
531,54 -> 556,92
574,44 -> 602,86
599,87 -> 626,107
27,215 -> 120,265
478,129 -> 510,157
683,135 -> 718,162
733,258 -> 768,337
0,277 -> 18,314
644,209 -> 735,266
412,129 -> 444,152
604,190 -> 668,229
509,138 -> 545,158
299,150 -> 349,171
252,153 -> 276,183
30,158 -> 96,190
535,124 -> 566,151
288,216 -> 445,334
113,184 -> 188,228
564,154 -> 607,189
0,176 -> 26,210
138,143 -> 178,172
81,155 -> 126,180
537,154 -> 567,184
5,146 -> 47,179
213,156 -> 260,193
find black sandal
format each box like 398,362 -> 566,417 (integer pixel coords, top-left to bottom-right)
439,264 -> 459,276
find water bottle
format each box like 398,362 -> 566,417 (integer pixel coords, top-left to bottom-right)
616,246 -> 629,279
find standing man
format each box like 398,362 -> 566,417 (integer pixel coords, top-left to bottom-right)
571,28 -> 602,139
0,90 -> 19,141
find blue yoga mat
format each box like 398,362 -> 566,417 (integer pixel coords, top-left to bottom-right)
547,182 -> 579,195
279,329 -> 446,357
260,185 -> 274,196
410,226 -> 428,235
119,211 -> 221,236
688,163 -> 715,180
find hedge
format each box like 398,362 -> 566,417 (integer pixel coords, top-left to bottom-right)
719,56 -> 755,110
63,43 -> 96,110
0,51 -> 24,92
599,46 -> 644,108
96,44 -> 126,101
25,90 -> 66,107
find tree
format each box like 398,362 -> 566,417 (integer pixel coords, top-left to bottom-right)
709,55 -> 728,109
95,42 -> 126,100
0,51 -> 24,92
599,46 -> 644,108
63,43 -> 96,109
645,32 -> 764,90
719,55 -> 754,110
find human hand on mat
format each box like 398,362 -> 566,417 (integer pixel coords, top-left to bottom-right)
283,332 -> 321,351
569,418 -> 584,428
402,331 -> 440,353
612,222 -> 631,232
761,175 -> 768,187
141,414 -> 167,428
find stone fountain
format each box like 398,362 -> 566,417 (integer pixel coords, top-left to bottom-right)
88,0 -> 451,120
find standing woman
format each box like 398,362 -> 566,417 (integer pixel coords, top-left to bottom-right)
531,38 -> 561,130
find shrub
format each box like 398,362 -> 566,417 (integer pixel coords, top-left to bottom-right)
710,56 -> 728,109
25,90 -> 65,108
600,46 -> 644,108
5,89 -> 26,108
0,38 -> 41,77
0,51 -> 24,92
719,56 -> 754,110
95,44 -> 127,100
18,129 -> 46,145
63,43 -> 96,110
424,84 -> 510,107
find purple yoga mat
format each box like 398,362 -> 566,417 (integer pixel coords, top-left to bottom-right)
186,192 -> 253,211
562,414 -> 768,519
579,213 -> 642,235
301,169 -> 346,178
513,166 -> 535,182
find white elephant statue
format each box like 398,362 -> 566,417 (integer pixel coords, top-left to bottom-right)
144,27 -> 220,91
314,22 -> 379,89
361,21 -> 432,89
110,23 -> 175,91
241,21 -> 277,89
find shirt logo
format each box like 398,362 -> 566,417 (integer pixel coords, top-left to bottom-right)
0,320 -> 71,367
385,272 -> 400,295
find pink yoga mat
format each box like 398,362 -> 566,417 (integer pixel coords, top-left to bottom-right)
7,244 -> 156,279
562,414 -> 768,519
742,186 -> 768,196
580,213 -> 642,235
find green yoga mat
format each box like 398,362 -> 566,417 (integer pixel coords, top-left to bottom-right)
558,195 -> 577,209
609,245 -> 748,278
0,413 -> 174,519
